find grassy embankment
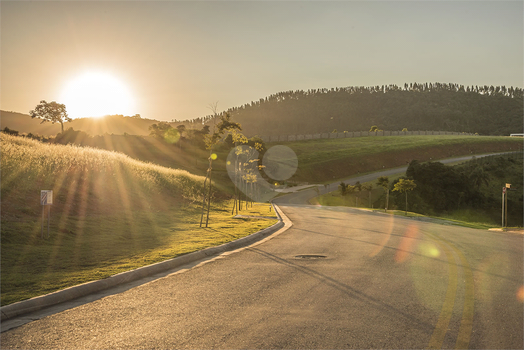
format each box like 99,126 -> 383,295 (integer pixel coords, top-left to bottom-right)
1,134 -> 277,306
280,135 -> 523,184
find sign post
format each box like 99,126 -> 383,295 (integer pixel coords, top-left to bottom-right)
41,190 -> 53,238
502,187 -> 506,229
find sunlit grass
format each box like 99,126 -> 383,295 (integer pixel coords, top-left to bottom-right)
276,135 -> 522,183
1,134 -> 277,306
1,201 -> 277,306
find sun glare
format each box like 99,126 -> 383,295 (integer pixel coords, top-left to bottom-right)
59,71 -> 136,119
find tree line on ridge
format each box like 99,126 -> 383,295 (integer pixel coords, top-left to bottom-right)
192,82 -> 522,137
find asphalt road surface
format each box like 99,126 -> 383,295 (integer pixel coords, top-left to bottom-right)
2,160 -> 523,349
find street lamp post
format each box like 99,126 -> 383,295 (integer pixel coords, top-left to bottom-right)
502,183 -> 512,229
502,187 -> 505,228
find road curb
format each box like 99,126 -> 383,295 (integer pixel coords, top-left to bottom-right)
1,204 -> 288,321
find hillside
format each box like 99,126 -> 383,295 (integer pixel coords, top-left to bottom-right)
276,135 -> 523,184
5,82 -> 522,139
1,133 -> 205,221
0,133 -> 276,305
1,111 -> 62,135
222,83 -> 523,137
0,111 -> 172,136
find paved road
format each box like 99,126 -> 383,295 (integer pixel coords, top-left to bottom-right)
3,208 -> 523,348
2,154 -> 522,348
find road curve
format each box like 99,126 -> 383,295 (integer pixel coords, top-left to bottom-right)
2,153 -> 522,349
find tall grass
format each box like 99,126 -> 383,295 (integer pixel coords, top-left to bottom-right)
1,133 -> 204,203
1,133 -> 278,306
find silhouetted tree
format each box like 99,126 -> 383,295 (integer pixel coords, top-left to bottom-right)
30,100 -> 71,133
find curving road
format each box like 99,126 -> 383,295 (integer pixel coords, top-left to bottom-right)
2,155 -> 523,349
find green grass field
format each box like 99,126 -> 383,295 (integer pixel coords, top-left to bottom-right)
272,135 -> 522,183
1,134 -> 277,306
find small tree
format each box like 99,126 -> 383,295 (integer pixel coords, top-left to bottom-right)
376,176 -> 390,212
149,122 -> 172,138
354,181 -> 362,206
362,183 -> 373,207
369,125 -> 378,132
200,111 -> 241,227
30,100 -> 71,133
339,182 -> 347,196
393,178 -> 416,215
176,124 -> 186,136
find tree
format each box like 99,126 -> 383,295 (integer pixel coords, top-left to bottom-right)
200,109 -> 242,227
361,183 -> 373,207
468,166 -> 490,190
354,181 -> 362,206
376,176 -> 390,212
339,182 -> 347,196
393,178 -> 416,215
2,127 -> 19,136
29,100 -> 71,133
149,122 -> 180,143
176,124 -> 186,136
369,125 -> 378,132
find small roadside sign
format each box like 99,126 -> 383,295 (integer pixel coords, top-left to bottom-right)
503,187 -> 506,194
41,190 -> 53,205
41,190 -> 53,239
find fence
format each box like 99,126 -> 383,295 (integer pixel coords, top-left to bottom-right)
260,131 -> 476,143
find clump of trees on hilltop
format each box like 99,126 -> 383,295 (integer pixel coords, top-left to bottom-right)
210,82 -> 523,136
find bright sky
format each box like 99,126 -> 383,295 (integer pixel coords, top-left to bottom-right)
1,0 -> 522,121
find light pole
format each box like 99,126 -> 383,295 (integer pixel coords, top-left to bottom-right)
502,186 -> 506,228
502,183 -> 513,229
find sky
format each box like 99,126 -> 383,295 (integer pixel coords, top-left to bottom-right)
1,0 -> 523,122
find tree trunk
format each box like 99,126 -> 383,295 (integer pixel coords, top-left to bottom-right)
199,173 -> 209,227
205,169 -> 213,227
405,191 -> 408,215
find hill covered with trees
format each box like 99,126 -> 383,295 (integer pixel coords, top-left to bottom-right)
219,83 -> 523,137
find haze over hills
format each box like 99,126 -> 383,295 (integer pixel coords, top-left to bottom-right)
2,82 -> 523,137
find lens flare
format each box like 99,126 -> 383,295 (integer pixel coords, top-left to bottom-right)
395,224 -> 419,263
418,242 -> 441,258
517,286 -> 524,303
210,153 -> 217,160
262,145 -> 298,181
163,129 -> 180,144
369,213 -> 394,257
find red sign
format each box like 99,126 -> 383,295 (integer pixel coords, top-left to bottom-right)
503,187 -> 506,194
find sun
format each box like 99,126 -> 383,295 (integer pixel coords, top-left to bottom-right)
59,71 -> 136,119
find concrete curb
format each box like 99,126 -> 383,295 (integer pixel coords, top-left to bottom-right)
1,204 -> 288,321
